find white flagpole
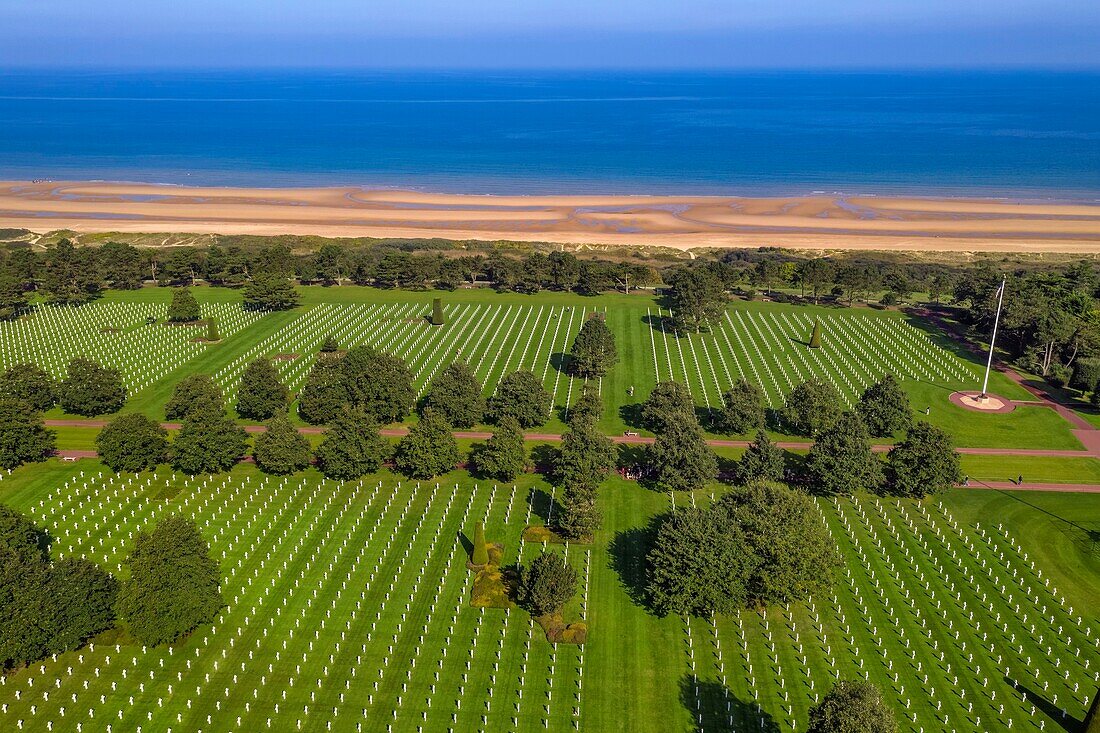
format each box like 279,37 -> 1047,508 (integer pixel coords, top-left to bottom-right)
979,275 -> 1006,400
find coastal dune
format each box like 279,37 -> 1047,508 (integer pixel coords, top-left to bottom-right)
1,181 -> 1098,252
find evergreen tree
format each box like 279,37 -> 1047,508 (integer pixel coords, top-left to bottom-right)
164,374 -> 224,421
340,346 -> 415,424
236,357 -> 289,420
59,357 -> 126,416
297,355 -> 348,425
807,681 -> 897,733
242,273 -> 300,311
430,297 -> 444,326
568,313 -> 618,378
780,378 -> 843,436
713,379 -> 766,435
205,317 -> 221,342
0,397 -> 56,469
808,319 -> 822,349
557,482 -> 602,542
804,411 -> 883,496
856,374 -> 912,438
117,515 -> 223,646
487,370 -> 552,428
469,415 -> 526,481
96,413 -> 168,473
647,418 -> 718,492
166,287 -> 201,322
519,551 -> 577,616
253,413 -> 312,475
319,335 -> 339,352
315,407 -> 390,481
664,266 -> 727,331
736,430 -> 785,485
0,506 -> 52,669
639,380 -> 695,432
0,269 -> 27,319
0,362 -> 57,411
422,360 -> 484,428
471,521 -> 489,566
41,239 -> 102,305
885,421 -> 962,498
169,407 -> 248,474
394,409 -> 460,479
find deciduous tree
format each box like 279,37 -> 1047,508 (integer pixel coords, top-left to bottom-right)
341,346 -> 415,424
885,421 -> 962,498
422,360 -> 484,428
252,413 -> 311,475
780,378 -> 843,436
519,551 -> 577,617
297,355 -> 348,425
315,407 -> 390,481
639,380 -> 695,432
803,411 -> 882,495
807,681 -> 897,733
236,356 -> 289,420
0,362 -> 56,411
166,287 -> 201,322
469,415 -> 526,481
857,374 -> 912,438
169,407 -> 248,474
713,379 -> 766,435
0,397 -> 55,469
243,273 -> 300,311
647,418 -> 718,492
165,374 -> 224,421
393,409 -> 459,479
569,313 -> 617,378
736,430 -> 785,485
96,413 -> 168,473
487,370 -> 551,428
59,357 -> 126,416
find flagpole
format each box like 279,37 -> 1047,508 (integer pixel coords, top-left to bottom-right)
979,275 -> 1006,400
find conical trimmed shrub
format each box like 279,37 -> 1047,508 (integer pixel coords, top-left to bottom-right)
809,320 -> 822,349
472,521 -> 489,566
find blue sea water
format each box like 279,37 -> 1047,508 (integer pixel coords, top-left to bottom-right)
0,69 -> 1097,199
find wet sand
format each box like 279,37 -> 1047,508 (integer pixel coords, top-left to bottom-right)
2,181 -> 1098,252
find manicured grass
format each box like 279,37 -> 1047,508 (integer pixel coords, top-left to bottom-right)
1,460 -> 1097,732
959,455 -> 1100,485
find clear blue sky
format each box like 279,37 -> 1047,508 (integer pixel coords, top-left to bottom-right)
2,0 -> 1097,68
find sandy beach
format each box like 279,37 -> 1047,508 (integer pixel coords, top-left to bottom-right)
1,181 -> 1098,252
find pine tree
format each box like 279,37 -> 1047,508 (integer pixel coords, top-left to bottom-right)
166,287 -> 201,322
569,313 -> 618,378
243,273 -> 300,311
236,357 -> 289,420
253,413 -> 312,475
315,407 -> 390,481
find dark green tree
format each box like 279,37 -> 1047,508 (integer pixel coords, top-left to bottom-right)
557,482 -> 602,542
885,421 -> 962,498
780,378 -> 843,436
422,360 -> 484,428
664,266 -> 727,331
297,355 -> 349,425
430,297 -> 444,326
166,287 -> 201,322
487,370 -> 552,428
567,388 -> 603,427
44,558 -> 119,654
205,318 -> 221,342
557,418 -> 616,489
809,320 -> 822,348
0,362 -> 57,411
41,239 -> 102,305
0,397 -> 56,469
242,273 -> 300,311
165,374 -> 224,421
807,681 -> 897,733
469,415 -> 526,481
315,407 -> 390,481
736,430 -> 785,484
393,409 -> 460,479
117,515 -> 223,646
857,374 -> 912,438
647,418 -> 718,492
236,357 -> 289,420
0,270 -> 27,319
639,381 -> 695,432
96,413 -> 168,473
713,379 -> 766,435
803,411 -> 883,496
719,483 -> 840,604
253,413 -> 312,475
647,505 -> 751,616
320,335 -> 339,353
169,407 -> 248,474
518,551 -> 577,617
341,346 -> 415,424
97,241 -> 145,290
569,313 -> 618,378
59,357 -> 126,416
0,506 -> 52,670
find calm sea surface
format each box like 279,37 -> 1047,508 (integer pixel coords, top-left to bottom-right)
0,70 -> 1097,199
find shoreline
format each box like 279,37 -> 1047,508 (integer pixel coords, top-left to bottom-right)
2,180 -> 1100,253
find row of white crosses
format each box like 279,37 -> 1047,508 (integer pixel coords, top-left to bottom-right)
0,301 -> 264,394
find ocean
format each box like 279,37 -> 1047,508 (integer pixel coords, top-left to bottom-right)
0,69 -> 1098,199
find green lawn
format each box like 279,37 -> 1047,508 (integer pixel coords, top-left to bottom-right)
0,460 -> 1097,732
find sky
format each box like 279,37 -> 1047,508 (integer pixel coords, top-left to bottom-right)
1,0 -> 1097,69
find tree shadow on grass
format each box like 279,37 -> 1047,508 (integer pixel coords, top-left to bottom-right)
456,530 -> 473,559
679,675 -> 779,733
527,486 -> 557,525
549,352 -> 573,377
529,443 -> 559,479
607,518 -> 662,612
1009,678 -> 1081,732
